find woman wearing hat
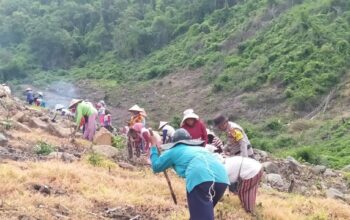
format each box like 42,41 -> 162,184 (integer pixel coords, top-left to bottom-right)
158,121 -> 175,144
69,99 -> 98,141
213,114 -> 254,158
181,109 -> 208,144
150,128 -> 229,220
128,105 -> 145,127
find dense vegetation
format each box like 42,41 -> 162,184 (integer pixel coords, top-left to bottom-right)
1,0 -> 349,110
0,0 -> 350,167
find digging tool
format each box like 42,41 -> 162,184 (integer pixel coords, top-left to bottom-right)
149,129 -> 177,205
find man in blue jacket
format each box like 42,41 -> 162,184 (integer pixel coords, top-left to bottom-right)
150,128 -> 229,220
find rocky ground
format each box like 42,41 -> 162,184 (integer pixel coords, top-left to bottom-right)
0,92 -> 350,219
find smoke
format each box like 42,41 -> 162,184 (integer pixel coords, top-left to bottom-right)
44,82 -> 77,109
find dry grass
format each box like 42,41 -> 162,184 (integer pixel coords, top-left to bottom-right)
9,128 -> 91,151
0,159 -> 349,220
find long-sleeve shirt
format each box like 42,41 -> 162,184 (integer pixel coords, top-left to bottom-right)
225,122 -> 253,157
224,156 -> 262,182
75,102 -> 97,126
129,114 -> 145,127
150,144 -> 229,192
181,120 -> 208,144
141,128 -> 151,151
162,124 -> 175,144
26,91 -> 34,103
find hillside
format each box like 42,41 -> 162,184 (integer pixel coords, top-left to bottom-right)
0,92 -> 350,219
0,0 -> 350,169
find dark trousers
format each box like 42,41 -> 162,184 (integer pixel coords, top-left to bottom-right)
187,182 -> 228,220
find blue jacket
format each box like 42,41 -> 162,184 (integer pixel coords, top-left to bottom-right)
150,144 -> 229,193
26,91 -> 34,102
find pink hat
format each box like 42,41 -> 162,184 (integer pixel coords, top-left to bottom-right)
132,123 -> 144,132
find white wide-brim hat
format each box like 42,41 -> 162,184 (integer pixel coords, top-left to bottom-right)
55,104 -> 65,111
181,112 -> 199,125
128,104 -> 143,112
159,121 -> 168,130
140,108 -> 147,117
68,99 -> 82,109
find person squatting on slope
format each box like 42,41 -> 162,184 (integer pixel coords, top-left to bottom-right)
131,123 -> 152,155
181,109 -> 208,145
34,92 -> 46,107
224,156 -> 263,213
69,99 -> 98,141
150,128 -> 229,220
213,114 -> 254,158
158,121 -> 175,144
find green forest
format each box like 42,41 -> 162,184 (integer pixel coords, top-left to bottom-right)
1,0 -> 349,110
1,0 -> 350,168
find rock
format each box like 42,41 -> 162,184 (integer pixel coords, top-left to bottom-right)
32,183 -> 51,195
92,145 -> 119,158
0,146 -> 9,155
48,152 -> 64,159
262,161 -> 279,174
40,116 -> 50,122
18,215 -> 36,220
324,169 -> 337,177
13,121 -> 32,133
56,204 -> 70,215
0,133 -> 8,146
299,186 -> 307,194
12,112 -> 25,122
261,183 -> 273,190
62,152 -> 77,162
29,117 -> 48,129
255,149 -> 269,158
326,188 -> 345,201
48,152 -> 77,162
118,162 -> 136,171
342,165 -> 350,172
286,156 -> 300,172
93,127 -> 114,146
48,123 -> 71,138
311,165 -> 327,175
265,173 -> 284,187
344,194 -> 350,204
286,156 -> 300,166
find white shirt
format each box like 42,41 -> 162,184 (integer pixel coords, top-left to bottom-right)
224,156 -> 262,182
163,124 -> 175,137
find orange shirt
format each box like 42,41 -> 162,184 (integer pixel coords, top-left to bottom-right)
129,114 -> 144,127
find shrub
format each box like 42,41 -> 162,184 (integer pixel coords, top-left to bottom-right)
88,153 -> 104,167
294,147 -> 322,164
170,115 -> 182,129
265,119 -> 283,131
112,136 -> 126,150
275,136 -> 296,148
34,141 -> 54,155
87,153 -> 116,168
189,56 -> 206,69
